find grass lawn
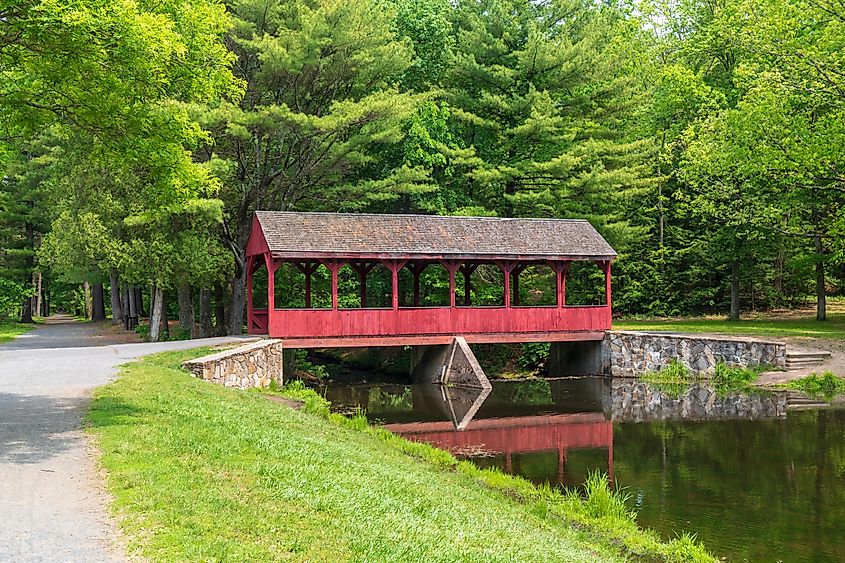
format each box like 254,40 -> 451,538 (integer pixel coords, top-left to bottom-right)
615,314 -> 845,340
0,320 -> 38,343
87,349 -> 712,562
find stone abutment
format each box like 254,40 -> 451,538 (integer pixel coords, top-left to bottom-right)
182,339 -> 283,389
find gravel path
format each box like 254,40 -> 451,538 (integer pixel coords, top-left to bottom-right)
0,316 -> 253,562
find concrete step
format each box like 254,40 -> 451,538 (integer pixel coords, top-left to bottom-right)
786,360 -> 824,367
786,350 -> 831,360
786,391 -> 830,411
785,350 -> 831,370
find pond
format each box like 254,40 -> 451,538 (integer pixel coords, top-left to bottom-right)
320,377 -> 845,562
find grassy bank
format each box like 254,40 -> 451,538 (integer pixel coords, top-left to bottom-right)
642,360 -> 765,397
785,371 -> 845,400
0,320 -> 37,343
616,314 -> 845,340
87,349 -> 713,562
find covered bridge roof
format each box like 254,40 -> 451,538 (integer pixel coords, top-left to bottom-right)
250,211 -> 616,261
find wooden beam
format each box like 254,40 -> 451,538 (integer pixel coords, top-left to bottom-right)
512,264 -> 527,307
459,263 -> 478,306
549,261 -> 570,308
350,262 -> 377,308
495,261 -> 516,308
319,259 -> 346,310
265,254 -> 275,313
407,262 -> 429,307
384,260 -> 407,310
279,331 -> 608,349
440,260 -> 459,308
293,261 -> 319,308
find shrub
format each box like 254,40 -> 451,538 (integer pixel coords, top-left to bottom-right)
711,362 -> 763,394
518,342 -> 551,371
788,371 -> 845,400
0,278 -> 32,321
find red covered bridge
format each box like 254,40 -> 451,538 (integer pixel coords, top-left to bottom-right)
245,211 -> 616,347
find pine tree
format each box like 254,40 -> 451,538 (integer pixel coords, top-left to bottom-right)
443,0 -> 652,247
0,145 -> 50,322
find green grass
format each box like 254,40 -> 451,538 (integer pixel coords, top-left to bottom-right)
87,349 -> 715,562
0,320 -> 38,343
786,371 -> 845,400
710,363 -> 765,394
642,360 -> 695,397
615,315 -> 845,340
642,360 -> 763,397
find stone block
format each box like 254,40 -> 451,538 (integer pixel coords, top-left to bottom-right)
182,339 -> 284,390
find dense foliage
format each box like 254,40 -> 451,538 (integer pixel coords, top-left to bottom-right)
2,0 -> 844,336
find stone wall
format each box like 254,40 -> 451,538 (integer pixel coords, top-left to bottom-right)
610,379 -> 787,422
604,331 -> 786,377
182,339 -> 283,389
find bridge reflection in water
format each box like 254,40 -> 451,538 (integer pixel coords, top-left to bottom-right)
322,377 -> 789,488
323,378 -> 614,486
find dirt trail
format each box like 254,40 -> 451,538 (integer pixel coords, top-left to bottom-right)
0,316 -> 253,562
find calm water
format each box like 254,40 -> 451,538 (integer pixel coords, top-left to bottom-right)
321,378 -> 845,562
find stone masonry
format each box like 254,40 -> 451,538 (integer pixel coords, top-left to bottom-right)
610,379 -> 788,422
182,339 -> 283,389
604,331 -> 786,377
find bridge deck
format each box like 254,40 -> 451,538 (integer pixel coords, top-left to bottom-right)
266,330 -> 606,348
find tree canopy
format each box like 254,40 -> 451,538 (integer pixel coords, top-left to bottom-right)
2,0 -> 844,334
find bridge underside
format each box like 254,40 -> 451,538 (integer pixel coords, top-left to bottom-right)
275,330 -> 607,349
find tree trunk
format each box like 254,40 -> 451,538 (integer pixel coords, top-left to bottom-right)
83,281 -> 92,319
109,270 -> 123,324
199,288 -> 213,338
136,286 -> 146,317
91,282 -> 106,321
215,285 -> 226,336
227,266 -> 247,335
129,284 -> 139,318
729,261 -> 740,321
149,285 -> 163,342
177,283 -> 195,338
160,291 -> 170,339
816,237 -> 826,321
20,296 -> 33,323
122,288 -> 129,329
34,272 -> 42,318
20,219 -> 35,323
42,272 -> 49,317
43,288 -> 49,317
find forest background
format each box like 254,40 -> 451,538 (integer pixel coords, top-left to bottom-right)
2,0 -> 844,340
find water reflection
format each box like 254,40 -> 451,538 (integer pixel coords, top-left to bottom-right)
320,377 -> 845,562
610,379 -> 787,422
323,377 -> 787,427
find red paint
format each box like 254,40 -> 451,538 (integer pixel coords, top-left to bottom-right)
264,305 -> 610,339
245,214 -> 614,341
383,413 -> 613,481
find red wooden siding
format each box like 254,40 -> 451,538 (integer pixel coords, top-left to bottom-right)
263,305 -> 610,340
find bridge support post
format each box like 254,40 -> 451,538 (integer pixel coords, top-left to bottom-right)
549,338 -> 608,377
410,337 -> 491,389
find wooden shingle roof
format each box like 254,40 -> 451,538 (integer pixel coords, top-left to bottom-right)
252,211 -> 616,261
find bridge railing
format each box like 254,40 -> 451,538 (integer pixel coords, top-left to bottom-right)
257,304 -> 610,340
